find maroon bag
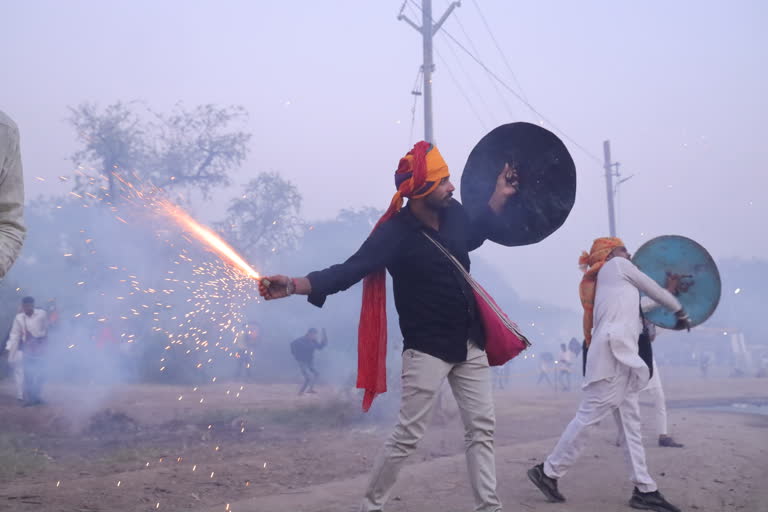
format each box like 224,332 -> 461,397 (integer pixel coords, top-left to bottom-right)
422,232 -> 530,366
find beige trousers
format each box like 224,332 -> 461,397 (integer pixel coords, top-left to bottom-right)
544,365 -> 657,493
361,341 -> 501,512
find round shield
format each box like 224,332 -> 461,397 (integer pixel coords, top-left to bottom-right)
460,122 -> 577,246
632,235 -> 721,329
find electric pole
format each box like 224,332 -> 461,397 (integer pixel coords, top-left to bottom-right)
398,0 -> 461,144
603,140 -> 618,237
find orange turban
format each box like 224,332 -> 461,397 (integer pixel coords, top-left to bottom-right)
579,237 -> 625,346
357,142 -> 449,411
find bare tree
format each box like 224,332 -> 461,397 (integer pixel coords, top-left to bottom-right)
216,172 -> 305,263
68,101 -> 251,201
69,101 -> 147,200
148,104 -> 251,198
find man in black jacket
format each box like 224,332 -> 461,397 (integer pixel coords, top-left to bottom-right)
260,141 -> 518,512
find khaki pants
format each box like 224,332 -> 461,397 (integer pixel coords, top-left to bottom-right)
544,366 -> 657,493
361,341 -> 501,512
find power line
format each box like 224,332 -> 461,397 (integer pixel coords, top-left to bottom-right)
444,2 -> 518,119
437,16 -> 500,125
408,0 -> 603,165
409,0 -> 488,129
442,30 -> 603,165
470,0 -> 530,104
434,47 -> 488,131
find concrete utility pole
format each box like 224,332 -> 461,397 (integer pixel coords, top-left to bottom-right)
398,0 -> 461,144
603,140 -> 619,237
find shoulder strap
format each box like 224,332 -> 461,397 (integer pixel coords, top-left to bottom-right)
421,231 -> 472,281
421,231 -> 524,336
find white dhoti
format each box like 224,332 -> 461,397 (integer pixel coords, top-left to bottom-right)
643,362 -> 668,436
544,364 -> 657,493
361,341 -> 501,512
10,351 -> 24,400
613,359 -> 668,441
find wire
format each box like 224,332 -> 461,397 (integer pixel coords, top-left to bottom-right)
444,2 -> 517,119
470,0 -> 530,104
434,47 -> 488,131
407,0 -> 603,165
439,11 -> 505,124
409,0 -> 486,130
442,30 -> 603,164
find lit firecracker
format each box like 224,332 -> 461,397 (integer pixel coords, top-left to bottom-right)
37,171 -> 275,497
49,171 -> 268,389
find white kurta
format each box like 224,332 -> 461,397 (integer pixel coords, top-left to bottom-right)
544,257 -> 683,492
6,309 -> 48,356
6,309 -> 47,401
584,257 -> 681,390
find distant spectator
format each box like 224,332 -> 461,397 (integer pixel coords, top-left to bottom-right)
6,296 -> 48,405
290,327 -> 328,395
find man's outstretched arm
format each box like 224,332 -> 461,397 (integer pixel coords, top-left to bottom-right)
259,221 -> 400,307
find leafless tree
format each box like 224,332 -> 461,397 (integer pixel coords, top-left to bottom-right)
216,172 -> 305,264
68,101 -> 250,201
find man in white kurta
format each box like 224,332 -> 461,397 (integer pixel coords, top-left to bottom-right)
6,297 -> 49,405
527,239 -> 689,512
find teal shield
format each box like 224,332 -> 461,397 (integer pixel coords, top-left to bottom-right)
632,235 -> 721,329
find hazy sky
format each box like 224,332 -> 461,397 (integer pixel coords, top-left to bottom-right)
3,1 -> 766,310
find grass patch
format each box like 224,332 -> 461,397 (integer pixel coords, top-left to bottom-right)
0,433 -> 48,481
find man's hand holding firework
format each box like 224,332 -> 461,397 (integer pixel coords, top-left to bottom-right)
259,275 -> 312,300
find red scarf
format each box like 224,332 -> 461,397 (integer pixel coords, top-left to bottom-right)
357,141 -> 449,410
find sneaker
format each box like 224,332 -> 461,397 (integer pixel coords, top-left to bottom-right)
527,463 -> 565,502
658,435 -> 684,448
629,487 -> 681,512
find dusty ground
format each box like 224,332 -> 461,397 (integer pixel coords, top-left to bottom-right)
0,371 -> 766,512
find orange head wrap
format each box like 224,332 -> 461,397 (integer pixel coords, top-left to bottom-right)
357,142 -> 449,411
578,237 -> 625,346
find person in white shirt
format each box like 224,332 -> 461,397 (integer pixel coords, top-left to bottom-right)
0,110 -> 26,278
527,237 -> 690,512
6,296 -> 49,405
557,343 -> 573,391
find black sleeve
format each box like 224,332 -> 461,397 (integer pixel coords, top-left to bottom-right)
305,220 -> 401,308
466,203 -> 503,252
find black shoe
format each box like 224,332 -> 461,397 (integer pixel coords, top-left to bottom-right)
629,487 -> 681,512
527,463 -> 565,502
658,435 -> 684,448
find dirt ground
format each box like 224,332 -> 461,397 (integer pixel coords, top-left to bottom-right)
0,371 -> 766,512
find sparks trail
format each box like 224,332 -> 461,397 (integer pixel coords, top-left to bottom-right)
46,170 -> 265,392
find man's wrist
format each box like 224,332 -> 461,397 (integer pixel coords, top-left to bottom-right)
291,277 -> 312,296
488,192 -> 507,215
